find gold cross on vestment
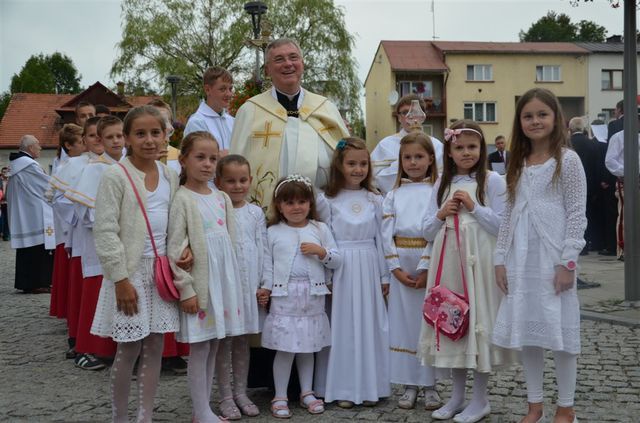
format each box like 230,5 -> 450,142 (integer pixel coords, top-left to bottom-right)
253,121 -> 282,148
45,226 -> 54,236
319,125 -> 335,133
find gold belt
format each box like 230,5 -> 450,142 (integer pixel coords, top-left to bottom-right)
394,236 -> 427,249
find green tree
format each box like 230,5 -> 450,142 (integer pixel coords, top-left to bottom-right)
10,52 -> 82,94
519,11 -> 607,42
0,92 -> 12,121
111,0 -> 361,121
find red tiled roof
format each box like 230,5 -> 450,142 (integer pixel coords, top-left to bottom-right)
381,41 -> 448,72
432,41 -> 589,54
0,93 -> 73,149
0,88 -> 160,149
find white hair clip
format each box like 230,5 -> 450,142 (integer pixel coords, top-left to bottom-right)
274,174 -> 313,197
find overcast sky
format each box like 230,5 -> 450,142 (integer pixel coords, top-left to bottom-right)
0,0 -> 628,95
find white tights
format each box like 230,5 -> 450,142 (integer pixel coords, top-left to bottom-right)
520,346 -> 577,407
188,339 -> 220,423
436,369 -> 490,419
111,333 -> 164,423
273,351 -> 315,399
215,335 -> 250,400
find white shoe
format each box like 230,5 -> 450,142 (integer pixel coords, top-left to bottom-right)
432,403 -> 465,420
452,402 -> 491,423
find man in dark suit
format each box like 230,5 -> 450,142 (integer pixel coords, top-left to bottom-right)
488,135 -> 507,174
569,117 -> 599,253
594,100 -> 624,256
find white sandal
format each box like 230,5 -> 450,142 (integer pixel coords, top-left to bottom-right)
398,387 -> 418,409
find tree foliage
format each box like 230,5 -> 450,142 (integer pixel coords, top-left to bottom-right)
10,52 -> 82,94
519,11 -> 607,42
0,92 -> 11,121
111,0 -> 361,121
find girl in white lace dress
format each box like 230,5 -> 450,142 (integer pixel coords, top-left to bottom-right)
417,121 -> 517,423
91,106 -> 180,423
381,132 -> 441,410
492,88 -> 586,423
168,132 -> 245,423
319,137 -> 391,407
258,175 -> 341,418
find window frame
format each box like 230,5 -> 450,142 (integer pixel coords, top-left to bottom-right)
463,101 -> 497,122
601,69 -> 623,91
535,65 -> 561,82
466,64 -> 494,82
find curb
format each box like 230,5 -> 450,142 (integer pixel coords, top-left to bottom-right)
580,309 -> 640,328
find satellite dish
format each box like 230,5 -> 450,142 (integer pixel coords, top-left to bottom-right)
388,90 -> 399,106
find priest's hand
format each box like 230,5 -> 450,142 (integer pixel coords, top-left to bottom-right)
115,279 -> 138,316
177,246 -> 194,271
181,296 -> 198,314
392,268 -> 416,288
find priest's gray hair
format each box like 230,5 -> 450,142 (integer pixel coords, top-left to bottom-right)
568,117 -> 586,134
266,38 -> 302,59
19,135 -> 39,152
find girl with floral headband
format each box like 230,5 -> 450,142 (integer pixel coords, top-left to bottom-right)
416,120 -> 517,422
257,174 -> 342,418
319,137 -> 392,408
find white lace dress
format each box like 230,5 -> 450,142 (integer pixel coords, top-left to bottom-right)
492,150 -> 587,354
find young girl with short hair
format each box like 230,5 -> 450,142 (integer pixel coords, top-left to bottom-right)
381,132 -> 441,410
319,137 -> 391,407
258,175 -> 341,418
492,88 -> 586,423
167,131 -> 245,423
417,120 -> 516,422
91,105 -> 180,423
213,154 -> 266,418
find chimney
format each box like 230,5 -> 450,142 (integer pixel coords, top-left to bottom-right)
607,35 -> 622,43
116,81 -> 125,97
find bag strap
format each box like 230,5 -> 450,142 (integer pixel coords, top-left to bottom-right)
433,214 -> 469,301
117,162 -> 160,260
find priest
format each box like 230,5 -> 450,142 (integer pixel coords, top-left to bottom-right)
7,135 -> 55,293
230,37 -> 349,209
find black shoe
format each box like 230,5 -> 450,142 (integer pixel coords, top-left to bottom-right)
75,353 -> 107,370
65,347 -> 77,359
618,254 -> 624,262
162,356 -> 188,374
598,249 -> 616,256
580,248 -> 589,256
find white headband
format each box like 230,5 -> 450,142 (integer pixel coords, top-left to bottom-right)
274,174 -> 313,197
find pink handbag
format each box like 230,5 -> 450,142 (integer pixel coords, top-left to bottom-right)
423,214 -> 470,350
118,163 -> 179,302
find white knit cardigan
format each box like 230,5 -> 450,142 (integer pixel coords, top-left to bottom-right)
167,186 -> 237,310
94,158 -> 179,284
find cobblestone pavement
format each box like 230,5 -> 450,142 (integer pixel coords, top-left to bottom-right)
0,240 -> 638,422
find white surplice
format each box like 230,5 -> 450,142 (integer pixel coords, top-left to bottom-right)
184,101 -> 235,150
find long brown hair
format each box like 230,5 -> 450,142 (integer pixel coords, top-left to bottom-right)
394,132 -> 438,189
324,137 -> 376,197
437,119 -> 488,207
506,88 -> 567,203
122,105 -> 167,157
268,177 -> 317,226
178,131 -> 219,185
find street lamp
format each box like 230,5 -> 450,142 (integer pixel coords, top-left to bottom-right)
244,1 -> 269,82
166,75 -> 181,120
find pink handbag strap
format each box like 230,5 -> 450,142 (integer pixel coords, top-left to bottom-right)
433,214 -> 469,301
117,162 -> 160,260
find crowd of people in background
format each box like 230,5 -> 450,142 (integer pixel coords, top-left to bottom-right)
2,36 -> 632,423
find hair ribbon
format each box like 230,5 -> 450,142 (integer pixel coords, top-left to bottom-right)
444,127 -> 483,144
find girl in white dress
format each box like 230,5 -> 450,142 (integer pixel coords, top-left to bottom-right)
417,120 -> 517,423
213,154 -> 267,418
167,131 -> 245,423
493,88 -> 586,423
381,132 -> 441,410
91,106 -> 180,423
319,137 -> 391,407
257,174 -> 341,418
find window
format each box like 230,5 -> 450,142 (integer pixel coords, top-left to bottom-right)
602,70 -> 623,90
466,65 -> 493,81
464,102 -> 496,122
398,81 -> 433,98
536,65 -> 561,82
